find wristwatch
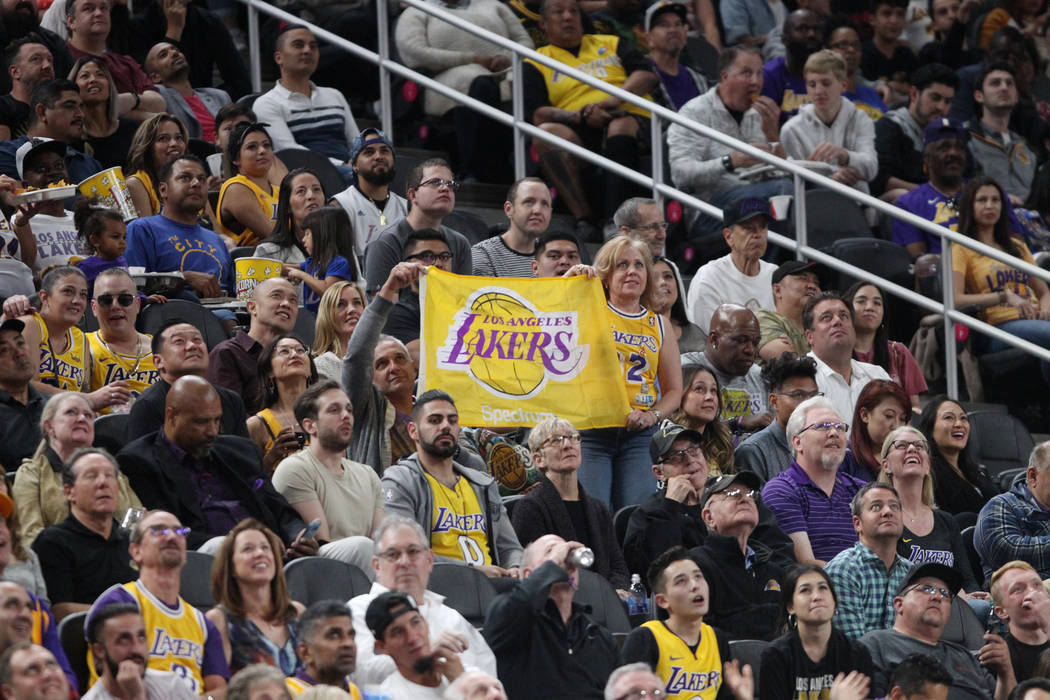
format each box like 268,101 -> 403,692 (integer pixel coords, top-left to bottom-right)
722,154 -> 735,172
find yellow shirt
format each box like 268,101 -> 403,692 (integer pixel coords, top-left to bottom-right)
424,471 -> 492,566
285,676 -> 362,698
216,174 -> 279,245
641,620 -> 724,700
35,315 -> 87,391
252,408 -> 309,452
131,169 -> 160,215
526,35 -> 651,118
607,303 -> 663,410
953,237 -> 1039,326
87,331 -> 160,414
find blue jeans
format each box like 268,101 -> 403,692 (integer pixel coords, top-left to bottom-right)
690,177 -> 794,237
985,318 -> 1050,386
579,424 -> 658,510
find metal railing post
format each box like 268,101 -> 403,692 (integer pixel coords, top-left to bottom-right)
247,0 -> 260,93
650,114 -> 663,202
377,0 -> 394,138
941,240 -> 960,399
793,174 -> 807,260
512,54 -> 525,181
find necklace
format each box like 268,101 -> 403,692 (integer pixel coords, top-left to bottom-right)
97,332 -> 146,377
361,188 -> 390,226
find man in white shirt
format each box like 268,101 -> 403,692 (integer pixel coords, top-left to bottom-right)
330,128 -> 407,258
82,603 -> 196,700
686,197 -> 777,334
803,292 -> 889,422
349,515 -> 496,686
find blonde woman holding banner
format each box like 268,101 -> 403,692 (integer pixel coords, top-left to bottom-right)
566,235 -> 682,510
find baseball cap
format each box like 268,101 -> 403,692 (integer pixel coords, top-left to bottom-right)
15,137 -> 66,180
701,471 -> 762,508
772,260 -> 823,284
365,591 -> 420,640
923,118 -> 967,147
644,0 -> 687,31
350,127 -> 394,165
649,421 -> 704,463
896,562 -> 963,597
723,197 -> 772,228
0,319 -> 25,336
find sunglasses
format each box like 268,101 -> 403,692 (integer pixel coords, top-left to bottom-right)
96,293 -> 135,308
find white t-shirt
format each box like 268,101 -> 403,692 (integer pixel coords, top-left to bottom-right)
808,351 -> 891,427
0,218 -> 34,297
82,669 -> 197,700
377,671 -> 450,699
686,253 -> 776,334
14,210 -> 79,273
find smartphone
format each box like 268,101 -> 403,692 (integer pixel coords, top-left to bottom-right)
303,519 -> 321,540
986,610 -> 1007,636
295,432 -> 307,449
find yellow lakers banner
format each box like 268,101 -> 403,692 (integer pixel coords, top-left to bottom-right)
419,269 -> 630,429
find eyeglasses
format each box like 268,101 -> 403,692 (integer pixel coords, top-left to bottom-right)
905,584 -> 954,601
661,445 -> 703,465
716,487 -> 756,502
890,440 -> 929,453
376,546 -> 428,563
775,389 -> 823,400
147,525 -> 191,538
798,421 -> 849,435
417,178 -> 460,191
96,293 -> 135,308
634,222 -> 670,232
405,251 -> 453,264
615,690 -> 665,700
543,432 -> 581,448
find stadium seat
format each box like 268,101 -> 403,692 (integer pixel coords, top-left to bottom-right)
230,246 -> 257,260
967,409 -> 1035,489
443,210 -> 491,247
93,414 -> 128,454
136,299 -> 229,350
392,154 -> 422,200
613,505 -> 637,547
284,556 -> 371,605
292,307 -> 316,348
181,551 -> 216,610
728,639 -> 769,699
275,149 -> 346,200
187,138 -> 219,161
826,237 -> 916,341
58,611 -> 90,694
803,189 -> 873,251
959,525 -> 984,589
574,569 -> 630,634
427,563 -> 498,628
942,594 -> 986,650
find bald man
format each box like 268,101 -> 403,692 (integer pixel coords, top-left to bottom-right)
682,304 -> 773,434
206,277 -> 299,413
116,376 -> 317,556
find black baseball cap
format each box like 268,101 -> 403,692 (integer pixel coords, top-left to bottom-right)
365,591 -> 420,640
701,471 -> 762,508
649,421 -> 704,463
772,260 -> 823,284
0,319 -> 25,335
723,197 -> 773,228
896,562 -> 963,597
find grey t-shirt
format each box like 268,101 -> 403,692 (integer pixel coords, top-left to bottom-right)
362,219 -> 473,293
681,351 -> 770,419
859,628 -> 995,700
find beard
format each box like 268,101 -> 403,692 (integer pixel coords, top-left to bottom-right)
103,651 -> 146,680
318,427 -> 352,453
358,166 -> 396,187
819,450 -> 843,471
420,435 -> 457,459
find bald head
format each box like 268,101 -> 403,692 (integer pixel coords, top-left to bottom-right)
522,534 -> 565,573
164,376 -> 222,456
707,304 -> 760,377
248,277 -> 298,335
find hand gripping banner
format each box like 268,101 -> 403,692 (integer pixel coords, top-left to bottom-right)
420,269 -> 631,428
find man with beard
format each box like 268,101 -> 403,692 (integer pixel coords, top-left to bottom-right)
381,390 -> 523,580
761,396 -> 866,565
83,603 -> 195,700
803,292 -> 889,423
0,36 -> 55,139
761,9 -> 827,121
284,600 -> 362,696
969,63 -> 1035,204
331,128 -> 407,259
0,0 -> 72,96
116,376 -> 317,558
143,41 -> 230,144
860,563 -> 1011,699
0,319 -> 45,471
272,381 -> 384,575
472,177 -> 551,277
86,509 -> 230,695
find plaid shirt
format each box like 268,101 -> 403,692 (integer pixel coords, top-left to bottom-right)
826,541 -> 913,639
974,481 -> 1050,582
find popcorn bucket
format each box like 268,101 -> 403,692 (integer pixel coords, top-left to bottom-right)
235,257 -> 282,301
78,167 -> 136,222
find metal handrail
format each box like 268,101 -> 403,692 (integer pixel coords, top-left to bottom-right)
236,0 -> 1050,398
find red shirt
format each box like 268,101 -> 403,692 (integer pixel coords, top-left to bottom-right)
68,44 -> 155,95
184,92 -> 216,142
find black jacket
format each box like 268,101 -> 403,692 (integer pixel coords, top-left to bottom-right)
511,477 -> 630,590
126,379 -> 249,442
690,532 -> 785,641
117,432 -> 305,549
623,490 -> 797,577
483,561 -> 619,700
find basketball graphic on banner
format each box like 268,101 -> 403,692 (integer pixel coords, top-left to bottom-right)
467,292 -> 546,397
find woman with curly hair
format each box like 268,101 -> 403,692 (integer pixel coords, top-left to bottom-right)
672,363 -> 735,474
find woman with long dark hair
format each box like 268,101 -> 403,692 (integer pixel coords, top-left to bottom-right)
650,256 -> 705,354
216,122 -> 280,246
848,379 -> 909,480
255,168 -> 325,269
671,364 -> 735,474
125,114 -> 191,218
246,334 -> 318,474
759,565 -> 874,700
918,395 -> 999,518
71,57 -> 138,169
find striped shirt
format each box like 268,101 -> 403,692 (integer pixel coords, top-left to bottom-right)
761,461 -> 866,563
253,81 -> 359,163
471,235 -> 536,277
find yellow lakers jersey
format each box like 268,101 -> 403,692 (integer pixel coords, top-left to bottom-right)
89,581 -> 210,692
607,303 -> 663,410
641,620 -> 724,700
216,174 -> 279,245
36,315 -> 87,391
253,408 -> 309,452
87,331 -> 160,414
526,35 -> 651,117
285,676 -> 362,699
424,471 -> 492,566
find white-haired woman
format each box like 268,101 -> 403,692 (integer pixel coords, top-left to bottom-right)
510,416 -> 629,594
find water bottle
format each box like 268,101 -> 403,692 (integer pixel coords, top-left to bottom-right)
628,574 -> 650,616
